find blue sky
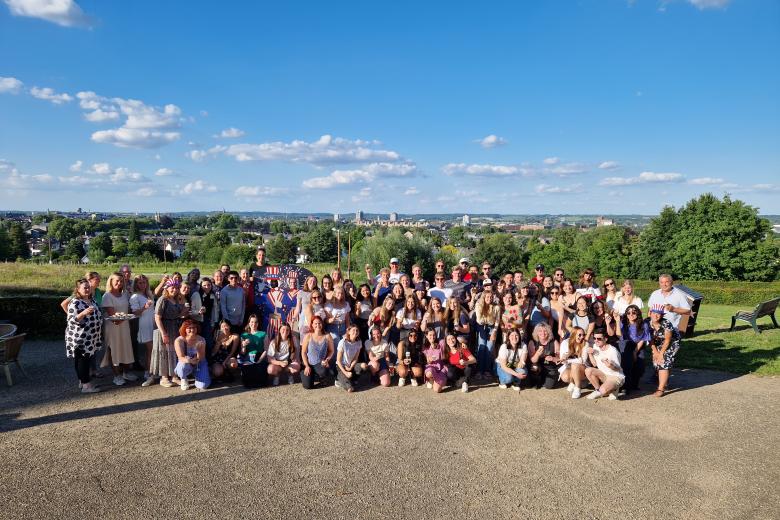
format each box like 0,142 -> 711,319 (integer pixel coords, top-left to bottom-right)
1,0 -> 778,215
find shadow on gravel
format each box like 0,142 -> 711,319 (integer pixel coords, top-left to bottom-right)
0,385 -> 247,433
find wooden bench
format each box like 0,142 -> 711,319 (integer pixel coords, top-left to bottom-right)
729,297 -> 780,334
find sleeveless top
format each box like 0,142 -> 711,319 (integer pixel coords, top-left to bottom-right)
306,334 -> 329,365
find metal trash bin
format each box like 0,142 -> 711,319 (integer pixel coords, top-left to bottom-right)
674,284 -> 704,337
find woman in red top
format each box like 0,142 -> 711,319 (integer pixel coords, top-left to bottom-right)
444,333 -> 476,393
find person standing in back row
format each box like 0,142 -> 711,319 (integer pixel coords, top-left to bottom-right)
647,274 -> 691,331
220,271 -> 246,333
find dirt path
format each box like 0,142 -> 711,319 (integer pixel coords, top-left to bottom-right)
1,340 -> 778,520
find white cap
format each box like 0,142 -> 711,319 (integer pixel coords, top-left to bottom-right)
390,257 -> 399,264
459,257 -> 469,264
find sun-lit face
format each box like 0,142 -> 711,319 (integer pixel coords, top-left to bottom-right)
406,297 -> 417,311
452,270 -> 462,282
201,280 -> 212,292
220,322 -> 231,335
412,266 -> 422,278
371,327 -> 382,341
360,286 -> 371,298
322,277 -> 333,290
184,324 -> 197,337
383,297 -> 395,310
77,281 -> 91,298
306,276 -> 317,291
503,292 -> 513,305
431,299 -> 441,311
312,318 -> 323,331
256,249 -> 265,264
180,284 -> 190,295
659,276 -> 673,292
446,335 -> 457,348
392,285 -> 403,298
240,269 -> 249,281
279,324 -> 291,340
537,327 -> 549,341
110,276 -> 123,292
333,286 -> 345,300
347,327 -> 359,341
248,316 -> 259,330
576,298 -> 588,311
426,329 -> 436,343
623,282 -> 633,295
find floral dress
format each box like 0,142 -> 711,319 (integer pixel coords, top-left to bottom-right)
150,296 -> 183,377
65,297 -> 103,357
648,317 -> 681,370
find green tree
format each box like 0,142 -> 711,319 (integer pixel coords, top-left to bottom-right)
631,206 -> 678,279
526,228 -> 580,276
447,226 -> 476,248
112,236 -> 128,258
49,217 -> 78,244
266,234 -> 297,264
62,237 -> 86,261
8,223 -> 29,259
353,230 -> 436,279
215,213 -> 240,229
300,225 -> 338,262
576,226 -> 633,280
669,194 -> 778,281
128,219 -> 140,243
88,233 -> 113,262
220,244 -> 256,266
270,221 -> 290,234
472,234 -> 525,276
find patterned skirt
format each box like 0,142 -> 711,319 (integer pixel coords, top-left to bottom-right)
150,328 -> 178,377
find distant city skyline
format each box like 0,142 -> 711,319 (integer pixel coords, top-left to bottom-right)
1,0 -> 779,214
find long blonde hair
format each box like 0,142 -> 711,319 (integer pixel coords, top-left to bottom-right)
104,272 -> 124,294
566,326 -> 587,358
132,274 -> 154,299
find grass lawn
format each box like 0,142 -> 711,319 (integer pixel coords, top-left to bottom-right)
681,304 -> 779,376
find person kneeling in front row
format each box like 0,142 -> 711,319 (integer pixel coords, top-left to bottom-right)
335,325 -> 368,393
584,333 -> 624,400
495,329 -> 528,392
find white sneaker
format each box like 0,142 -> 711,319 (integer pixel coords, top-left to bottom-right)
608,393 -> 618,401
461,382 -> 468,393
81,383 -> 100,393
180,380 -> 190,391
141,376 -> 155,387
334,380 -> 342,389
122,372 -> 138,382
272,376 -> 280,387
398,378 -> 406,387
426,381 -> 433,389
159,377 -> 174,388
112,376 -> 126,386
587,390 -> 602,400
567,382 -> 575,393
410,378 -> 419,387
572,387 -> 582,399
511,385 -> 521,392
287,375 -> 294,385
498,384 -> 508,389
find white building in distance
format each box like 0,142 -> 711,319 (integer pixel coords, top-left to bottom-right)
462,214 -> 471,226
389,212 -> 398,222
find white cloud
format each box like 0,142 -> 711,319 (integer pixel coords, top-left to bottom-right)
688,177 -> 725,185
442,163 -> 532,177
687,0 -> 731,10
91,128 -> 180,149
535,183 -> 582,194
234,185 -> 290,198
543,157 -> 559,165
215,127 -> 245,139
404,186 -> 419,195
89,162 -> 112,175
226,135 -> 402,165
155,167 -> 175,177
30,86 -> 72,104
351,187 -> 373,202
545,162 -> 587,176
0,76 -> 23,94
68,160 -> 82,172
4,0 -> 91,28
75,91 -> 183,148
182,180 -> 218,194
600,171 -> 684,186
598,161 -> 620,171
135,187 -> 155,197
303,162 -> 417,189
1,158 -> 149,192
476,134 -> 507,149
186,145 -> 227,162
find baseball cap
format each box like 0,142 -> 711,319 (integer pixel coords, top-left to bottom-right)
535,264 -> 544,270
459,257 -> 469,264
257,245 -> 266,251
390,257 -> 399,264
482,279 -> 493,287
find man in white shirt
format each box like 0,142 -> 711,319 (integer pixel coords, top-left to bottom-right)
647,273 -> 691,330
585,334 -> 625,400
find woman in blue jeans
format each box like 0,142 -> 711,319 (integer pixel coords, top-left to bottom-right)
495,329 -> 528,391
473,280 -> 500,380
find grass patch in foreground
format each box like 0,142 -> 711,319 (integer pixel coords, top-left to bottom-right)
679,304 -> 779,376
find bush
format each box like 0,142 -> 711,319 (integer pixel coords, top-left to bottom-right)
0,296 -> 65,337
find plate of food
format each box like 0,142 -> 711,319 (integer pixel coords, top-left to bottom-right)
104,312 -> 137,321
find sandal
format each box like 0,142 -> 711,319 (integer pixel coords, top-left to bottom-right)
653,388 -> 665,398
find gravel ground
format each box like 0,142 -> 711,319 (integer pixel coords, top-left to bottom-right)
1,340 -> 778,520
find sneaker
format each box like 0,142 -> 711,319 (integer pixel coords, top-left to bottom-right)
272,376 -> 280,387
512,385 -> 521,392
572,387 -> 582,399
587,390 -> 602,400
122,372 -> 138,382
608,393 -> 618,401
461,382 -> 468,393
81,383 -> 100,394
112,376 -> 126,386
567,382 -> 575,393
334,380 -> 342,389
159,377 -> 174,388
287,375 -> 294,385
398,378 -> 406,387
141,376 -> 155,387
410,378 -> 419,387
171,377 -> 182,385
498,384 -> 508,389
426,381 -> 433,389
180,380 -> 190,391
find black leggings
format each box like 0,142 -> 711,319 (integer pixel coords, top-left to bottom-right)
301,363 -> 333,389
75,350 -> 93,384
447,364 -> 472,386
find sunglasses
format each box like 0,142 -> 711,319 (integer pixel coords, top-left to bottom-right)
627,310 -> 638,315
605,282 -> 615,287
594,337 -> 605,341
550,291 -> 560,295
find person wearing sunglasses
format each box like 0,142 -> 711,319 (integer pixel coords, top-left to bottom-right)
219,271 -> 246,334
601,278 -> 619,311
575,268 -> 601,302
647,305 -> 682,397
618,305 -> 649,394
552,268 -> 565,288
474,280 -> 501,381
559,326 -> 588,398
584,333 -> 624,400
548,286 -> 566,340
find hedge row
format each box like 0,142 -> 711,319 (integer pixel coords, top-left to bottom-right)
0,296 -> 66,338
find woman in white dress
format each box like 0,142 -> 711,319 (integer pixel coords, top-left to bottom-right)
101,272 -> 137,386
129,274 -> 156,386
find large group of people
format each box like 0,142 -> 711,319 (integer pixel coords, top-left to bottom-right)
63,246 -> 691,400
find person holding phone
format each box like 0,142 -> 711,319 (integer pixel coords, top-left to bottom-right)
396,329 -> 423,387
